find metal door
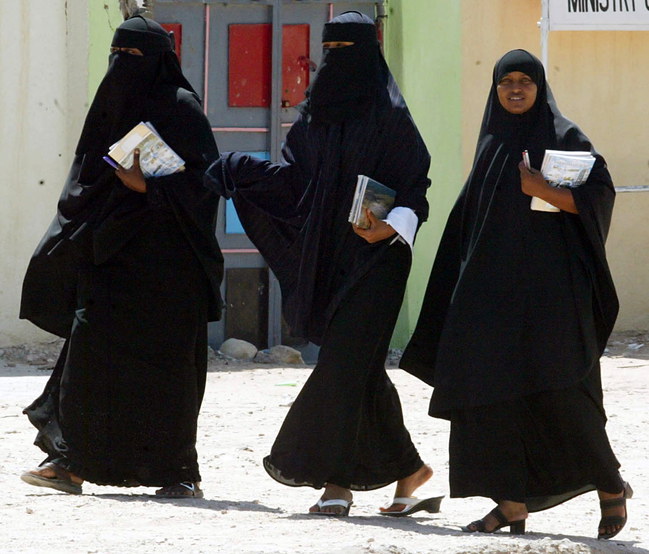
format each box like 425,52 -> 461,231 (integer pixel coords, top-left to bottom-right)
154,0 -> 385,353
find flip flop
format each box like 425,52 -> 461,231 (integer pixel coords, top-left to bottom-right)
20,462 -> 83,495
310,498 -> 352,517
155,482 -> 204,498
378,495 -> 444,517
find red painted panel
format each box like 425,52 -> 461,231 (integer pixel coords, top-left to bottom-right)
160,23 -> 182,63
228,23 -> 311,108
282,24 -> 310,108
228,24 -> 272,107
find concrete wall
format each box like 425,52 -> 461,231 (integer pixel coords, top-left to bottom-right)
0,1 -> 88,346
386,0 -> 649,345
0,1 -> 123,347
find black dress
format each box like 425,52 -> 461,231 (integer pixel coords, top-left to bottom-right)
400,50 -> 623,507
205,12 -> 430,491
21,18 -> 223,487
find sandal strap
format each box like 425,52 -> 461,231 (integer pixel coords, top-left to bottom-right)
489,507 -> 508,526
599,515 -> 626,526
600,497 -> 626,508
178,482 -> 196,492
391,497 -> 419,507
41,462 -> 72,482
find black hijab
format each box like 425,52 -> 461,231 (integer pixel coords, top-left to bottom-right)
400,50 -> 618,410
76,16 -> 196,169
21,16 -> 223,337
300,11 -> 388,124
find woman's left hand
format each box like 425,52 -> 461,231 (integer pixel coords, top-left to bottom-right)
115,148 -> 147,193
352,209 -> 397,243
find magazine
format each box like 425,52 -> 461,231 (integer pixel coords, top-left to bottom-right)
348,175 -> 396,229
540,150 -> 595,188
530,149 -> 595,212
106,121 -> 185,178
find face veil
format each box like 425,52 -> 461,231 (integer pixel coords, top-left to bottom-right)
300,11 -> 388,124
75,16 -> 196,164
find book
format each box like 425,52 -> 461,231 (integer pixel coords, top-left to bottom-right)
107,121 -> 185,178
348,175 -> 396,229
540,149 -> 596,188
530,149 -> 596,212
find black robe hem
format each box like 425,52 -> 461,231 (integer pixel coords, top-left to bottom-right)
262,455 -> 423,492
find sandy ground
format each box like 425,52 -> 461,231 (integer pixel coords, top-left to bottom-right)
1,333 -> 648,554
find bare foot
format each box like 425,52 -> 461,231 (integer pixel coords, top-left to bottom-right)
379,463 -> 433,513
598,487 -> 629,538
309,483 -> 353,515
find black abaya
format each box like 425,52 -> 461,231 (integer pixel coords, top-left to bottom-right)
263,242 -> 423,490
206,12 -> 430,491
21,17 -> 223,487
400,50 -> 622,504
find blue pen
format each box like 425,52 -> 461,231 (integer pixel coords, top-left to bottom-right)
103,156 -> 120,169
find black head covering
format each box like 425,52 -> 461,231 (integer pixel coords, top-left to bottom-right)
300,11 -> 388,123
400,49 -> 617,403
477,49 -> 552,150
75,16 -> 196,163
20,16 -> 222,338
110,15 -> 173,54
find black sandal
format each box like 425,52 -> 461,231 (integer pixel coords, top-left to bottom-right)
462,506 -> 526,535
598,481 -> 633,540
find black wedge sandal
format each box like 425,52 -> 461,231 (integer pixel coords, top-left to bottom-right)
462,506 -> 526,535
598,481 -> 633,540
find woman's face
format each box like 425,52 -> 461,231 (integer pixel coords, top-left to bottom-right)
496,71 -> 537,114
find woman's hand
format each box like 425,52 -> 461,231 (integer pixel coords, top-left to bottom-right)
518,161 -> 578,214
352,209 -> 397,243
115,148 -> 147,193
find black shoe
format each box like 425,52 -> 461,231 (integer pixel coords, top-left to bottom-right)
598,481 -> 633,540
462,506 -> 526,535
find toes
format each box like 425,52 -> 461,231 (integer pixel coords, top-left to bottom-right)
380,503 -> 406,513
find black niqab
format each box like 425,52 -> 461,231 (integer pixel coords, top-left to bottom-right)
205,13 -> 430,343
21,16 -> 223,337
21,16 -> 223,488
76,16 -> 195,170
300,11 -> 387,124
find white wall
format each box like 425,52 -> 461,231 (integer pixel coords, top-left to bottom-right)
0,1 -> 89,346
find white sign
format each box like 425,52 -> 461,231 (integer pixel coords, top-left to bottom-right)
548,0 -> 649,30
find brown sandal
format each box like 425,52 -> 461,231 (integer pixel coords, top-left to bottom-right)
20,462 -> 83,495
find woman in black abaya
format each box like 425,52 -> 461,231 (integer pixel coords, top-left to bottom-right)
20,16 -> 223,498
206,12 -> 439,516
400,49 -> 630,538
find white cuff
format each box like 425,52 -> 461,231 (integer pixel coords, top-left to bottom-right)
384,206 -> 418,250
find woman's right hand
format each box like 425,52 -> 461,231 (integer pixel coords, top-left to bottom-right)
518,161 -> 578,214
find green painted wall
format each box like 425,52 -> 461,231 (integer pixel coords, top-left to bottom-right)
88,2 -> 123,100
384,0 -> 464,347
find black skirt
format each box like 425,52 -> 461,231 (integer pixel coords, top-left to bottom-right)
264,241 -> 423,490
25,211 -> 210,487
448,370 -> 623,510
